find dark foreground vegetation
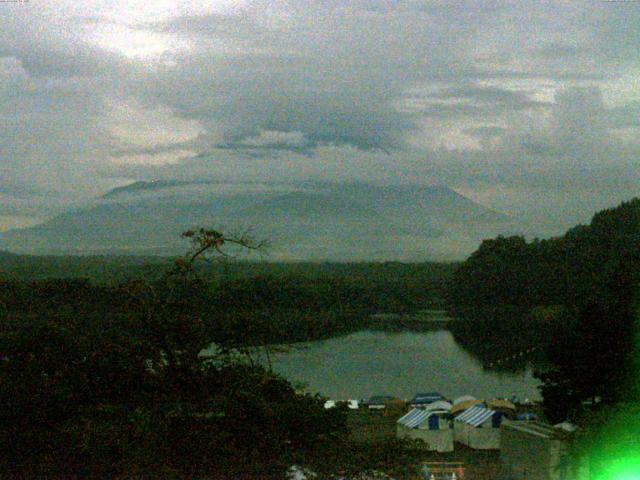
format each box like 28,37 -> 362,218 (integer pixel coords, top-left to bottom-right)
448,198 -> 640,418
0,231 -> 452,478
2,198 -> 639,478
0,258 -> 452,348
449,198 -> 640,477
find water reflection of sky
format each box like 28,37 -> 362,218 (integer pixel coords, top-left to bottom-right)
265,330 -> 541,401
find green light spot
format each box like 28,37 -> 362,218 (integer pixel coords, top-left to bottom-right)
593,456 -> 640,480
592,447 -> 640,480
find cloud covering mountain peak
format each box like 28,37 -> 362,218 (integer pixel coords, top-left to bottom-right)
1,1 -> 639,237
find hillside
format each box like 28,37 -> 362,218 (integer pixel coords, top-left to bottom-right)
448,197 -> 640,312
447,197 -> 640,423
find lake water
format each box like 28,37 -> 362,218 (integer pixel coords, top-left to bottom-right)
263,329 -> 541,401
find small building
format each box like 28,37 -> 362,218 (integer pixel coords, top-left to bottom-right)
325,399 -> 360,410
409,392 -> 445,408
500,421 -> 574,480
397,408 -> 454,452
366,395 -> 397,410
454,405 -> 504,450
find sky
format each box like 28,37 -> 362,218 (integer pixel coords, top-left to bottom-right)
1,0 -> 639,234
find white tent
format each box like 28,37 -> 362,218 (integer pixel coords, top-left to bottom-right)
454,405 -> 503,450
453,395 -> 476,405
424,400 -> 453,412
396,408 -> 454,452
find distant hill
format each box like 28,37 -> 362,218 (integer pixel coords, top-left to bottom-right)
0,181 -> 519,260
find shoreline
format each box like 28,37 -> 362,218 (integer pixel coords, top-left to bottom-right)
367,310 -> 455,329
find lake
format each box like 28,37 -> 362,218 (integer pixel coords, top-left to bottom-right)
262,329 -> 541,401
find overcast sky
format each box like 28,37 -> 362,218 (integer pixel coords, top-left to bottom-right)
1,0 -> 639,234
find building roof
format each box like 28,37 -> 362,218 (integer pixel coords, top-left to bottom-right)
451,399 -> 484,415
453,395 -> 477,405
455,405 -> 495,426
488,399 -> 516,411
398,408 -> 435,428
554,421 -> 577,433
410,392 -> 445,404
424,400 -> 453,412
502,420 -> 574,439
367,395 -> 396,405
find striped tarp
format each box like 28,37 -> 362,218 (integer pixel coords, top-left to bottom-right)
424,400 -> 453,412
454,405 -> 495,427
397,408 -> 433,428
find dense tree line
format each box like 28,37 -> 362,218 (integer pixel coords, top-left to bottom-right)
0,254 -> 451,346
0,250 -> 455,287
448,198 -> 640,313
448,199 -> 640,423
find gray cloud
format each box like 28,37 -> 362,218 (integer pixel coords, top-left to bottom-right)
427,85 -> 541,106
0,1 -> 639,235
609,101 -> 640,128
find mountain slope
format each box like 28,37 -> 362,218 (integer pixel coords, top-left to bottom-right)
0,182 -> 517,260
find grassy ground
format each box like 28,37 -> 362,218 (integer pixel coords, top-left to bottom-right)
347,408 -> 400,443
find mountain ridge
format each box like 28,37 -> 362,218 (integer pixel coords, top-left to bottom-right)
0,181 -> 518,261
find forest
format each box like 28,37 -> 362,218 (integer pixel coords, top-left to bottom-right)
0,230 -> 452,478
448,199 -> 640,439
0,257 -> 453,347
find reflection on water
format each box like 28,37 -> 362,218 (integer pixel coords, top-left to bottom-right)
265,329 -> 541,401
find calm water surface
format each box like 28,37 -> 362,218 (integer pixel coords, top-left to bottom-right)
265,329 -> 541,401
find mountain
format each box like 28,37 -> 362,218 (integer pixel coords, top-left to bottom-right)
0,181 -> 519,261
101,180 -> 191,199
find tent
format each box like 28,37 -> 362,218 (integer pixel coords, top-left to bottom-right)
453,395 -> 476,405
454,405 -> 503,450
397,408 -> 454,452
424,400 -> 452,412
451,399 -> 484,415
488,399 -> 516,412
409,392 -> 445,408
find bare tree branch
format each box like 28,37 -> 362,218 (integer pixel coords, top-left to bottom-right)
179,227 -> 268,274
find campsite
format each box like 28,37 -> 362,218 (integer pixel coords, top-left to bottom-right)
336,393 -> 574,479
